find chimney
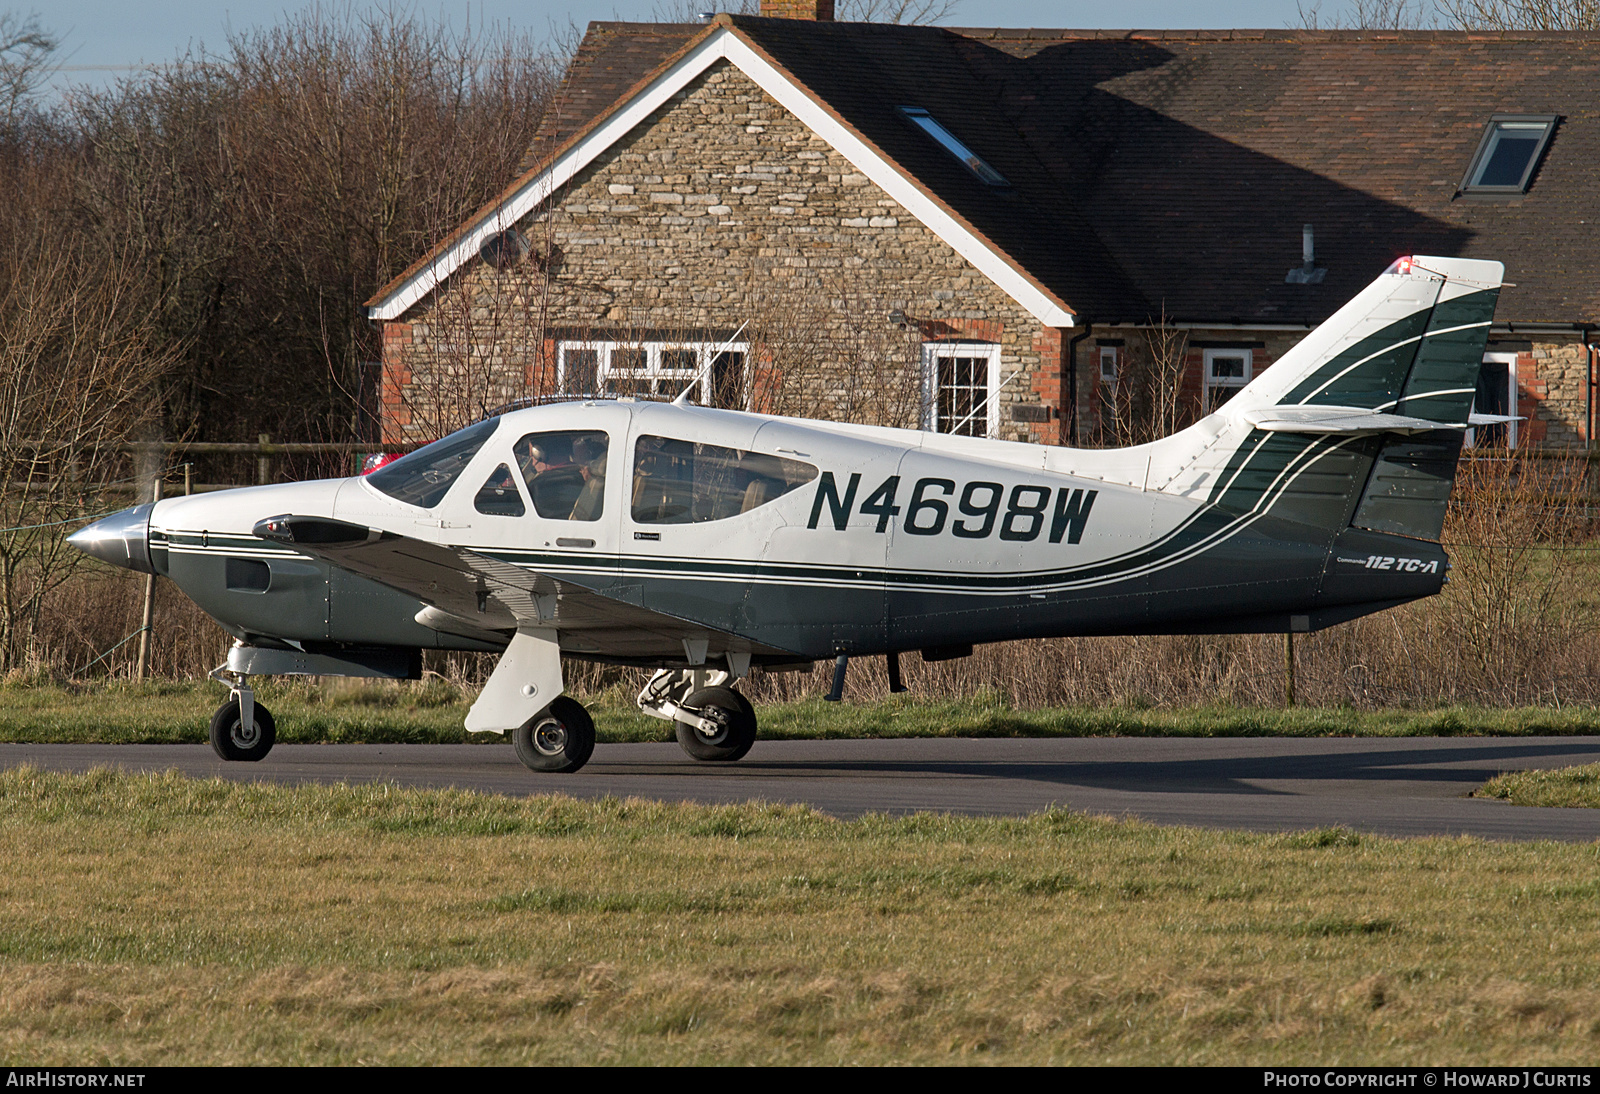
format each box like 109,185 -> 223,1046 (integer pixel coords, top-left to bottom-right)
760,0 -> 835,18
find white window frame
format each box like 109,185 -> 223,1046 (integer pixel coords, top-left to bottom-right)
557,340 -> 747,406
1467,351 -> 1518,450
1203,348 -> 1253,413
1099,346 -> 1120,387
922,342 -> 1001,438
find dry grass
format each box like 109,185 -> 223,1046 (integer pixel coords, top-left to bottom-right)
3,768 -> 1600,1064
8,677 -> 1600,746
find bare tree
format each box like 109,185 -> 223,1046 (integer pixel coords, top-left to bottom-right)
222,8 -> 561,445
1438,0 -> 1599,28
1301,0 -> 1598,29
0,10 -> 56,129
1297,0 -> 1440,27
0,225 -> 174,671
1098,313 -> 1192,446
651,0 -> 961,24
843,0 -> 960,23
52,5 -> 559,476
746,260 -> 926,428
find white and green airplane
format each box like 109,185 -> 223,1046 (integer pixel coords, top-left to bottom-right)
71,255 -> 1504,773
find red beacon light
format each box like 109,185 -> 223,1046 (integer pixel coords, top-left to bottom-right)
361,452 -> 401,475
1389,256 -> 1414,276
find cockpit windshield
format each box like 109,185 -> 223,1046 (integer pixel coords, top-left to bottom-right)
366,417 -> 500,508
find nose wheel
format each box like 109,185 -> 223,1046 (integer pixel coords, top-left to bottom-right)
209,697 -> 276,762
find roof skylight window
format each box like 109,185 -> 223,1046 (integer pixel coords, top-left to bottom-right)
1460,115 -> 1557,195
898,106 -> 1009,187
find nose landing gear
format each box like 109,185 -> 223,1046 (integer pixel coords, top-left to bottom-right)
206,666 -> 275,762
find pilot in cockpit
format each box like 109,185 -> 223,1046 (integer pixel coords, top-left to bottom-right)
514,431 -> 608,521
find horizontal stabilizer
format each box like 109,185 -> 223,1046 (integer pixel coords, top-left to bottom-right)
1243,405 -> 1460,435
1467,412 -> 1522,426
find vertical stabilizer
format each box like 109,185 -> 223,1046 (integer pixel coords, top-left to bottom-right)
1151,256 -> 1503,543
1233,255 -> 1503,419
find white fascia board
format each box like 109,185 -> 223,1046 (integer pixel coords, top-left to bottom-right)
369,31 -> 736,321
370,26 -> 1076,329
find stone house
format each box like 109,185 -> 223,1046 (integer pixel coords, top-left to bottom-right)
366,4 -> 1600,453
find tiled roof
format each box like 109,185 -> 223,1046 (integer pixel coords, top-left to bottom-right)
515,21 -> 1600,326
943,26 -> 1600,325
517,23 -> 701,175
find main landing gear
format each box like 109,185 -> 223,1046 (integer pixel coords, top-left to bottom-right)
512,696 -> 595,773
637,669 -> 757,762
206,667 -> 275,762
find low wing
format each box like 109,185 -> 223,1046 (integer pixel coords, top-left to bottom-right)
252,514 -> 798,660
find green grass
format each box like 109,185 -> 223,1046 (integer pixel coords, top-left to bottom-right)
5,678 -> 1600,744
1477,764 -> 1600,808
4,767 -> 1600,1063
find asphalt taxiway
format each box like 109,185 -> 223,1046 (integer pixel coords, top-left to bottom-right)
5,736 -> 1600,840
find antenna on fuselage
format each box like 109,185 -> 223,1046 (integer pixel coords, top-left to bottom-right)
672,320 -> 749,407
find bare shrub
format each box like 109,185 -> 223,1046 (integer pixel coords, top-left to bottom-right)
1099,313 -> 1193,447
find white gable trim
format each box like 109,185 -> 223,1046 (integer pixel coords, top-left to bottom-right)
368,26 -> 1076,328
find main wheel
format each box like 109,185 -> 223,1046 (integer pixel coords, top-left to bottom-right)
513,696 -> 595,773
674,686 -> 757,762
209,699 -> 276,762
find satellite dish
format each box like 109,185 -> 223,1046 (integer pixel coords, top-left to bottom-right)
479,229 -> 530,270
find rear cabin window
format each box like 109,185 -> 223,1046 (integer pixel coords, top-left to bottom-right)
631,436 -> 818,524
366,417 -> 500,509
512,430 -> 610,521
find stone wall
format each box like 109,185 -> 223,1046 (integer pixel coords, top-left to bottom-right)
1509,337 -> 1592,449
384,60 -> 1065,446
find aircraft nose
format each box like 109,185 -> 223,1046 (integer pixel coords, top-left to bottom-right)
67,503 -> 156,574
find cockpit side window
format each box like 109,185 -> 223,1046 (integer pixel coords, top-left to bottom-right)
631,436 -> 818,524
367,417 -> 500,509
474,463 -> 526,516
512,430 -> 610,521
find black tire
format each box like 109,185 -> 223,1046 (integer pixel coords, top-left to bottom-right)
512,696 -> 595,773
674,686 -> 757,762
209,699 -> 276,762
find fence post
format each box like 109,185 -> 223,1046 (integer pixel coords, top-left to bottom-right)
257,433 -> 272,485
1284,631 -> 1297,708
135,477 -> 162,682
